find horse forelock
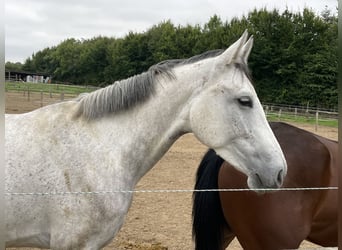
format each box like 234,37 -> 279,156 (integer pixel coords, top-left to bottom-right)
234,62 -> 253,86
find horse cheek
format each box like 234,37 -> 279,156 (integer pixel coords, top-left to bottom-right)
189,99 -> 228,148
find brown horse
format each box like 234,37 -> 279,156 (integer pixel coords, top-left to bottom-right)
193,122 -> 337,250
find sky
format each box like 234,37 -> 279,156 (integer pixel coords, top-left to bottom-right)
5,0 -> 337,63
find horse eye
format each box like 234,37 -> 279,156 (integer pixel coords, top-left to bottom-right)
237,96 -> 253,108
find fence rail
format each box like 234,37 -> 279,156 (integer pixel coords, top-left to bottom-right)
263,104 -> 338,117
5,81 -> 99,95
263,104 -> 338,130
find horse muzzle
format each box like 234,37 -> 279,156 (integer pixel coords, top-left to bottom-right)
247,168 -> 285,193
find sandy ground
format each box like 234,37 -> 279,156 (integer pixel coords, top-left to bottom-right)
5,91 -> 338,249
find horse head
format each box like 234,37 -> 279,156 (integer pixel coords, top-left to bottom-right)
189,31 -> 287,191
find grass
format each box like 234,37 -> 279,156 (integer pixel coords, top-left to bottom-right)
267,112 -> 338,128
5,82 -> 99,95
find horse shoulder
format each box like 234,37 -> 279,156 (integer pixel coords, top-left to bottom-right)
305,135 -> 338,246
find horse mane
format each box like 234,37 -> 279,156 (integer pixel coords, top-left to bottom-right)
74,66 -> 170,119
74,49 -> 232,120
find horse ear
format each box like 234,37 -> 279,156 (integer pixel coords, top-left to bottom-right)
216,30 -> 250,65
239,35 -> 253,64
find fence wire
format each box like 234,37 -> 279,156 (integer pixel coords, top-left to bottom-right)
5,186 -> 338,196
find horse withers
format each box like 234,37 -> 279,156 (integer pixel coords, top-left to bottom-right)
6,31 -> 286,248
193,122 -> 337,250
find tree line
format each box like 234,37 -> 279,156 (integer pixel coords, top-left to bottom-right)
5,7 -> 337,109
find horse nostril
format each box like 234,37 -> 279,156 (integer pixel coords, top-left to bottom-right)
277,169 -> 284,186
255,173 -> 263,187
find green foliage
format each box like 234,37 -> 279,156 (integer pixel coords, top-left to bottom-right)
10,7 -> 337,109
5,61 -> 23,71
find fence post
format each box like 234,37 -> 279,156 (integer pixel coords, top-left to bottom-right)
278,109 -> 282,121
27,86 -> 30,101
60,92 -> 64,101
40,91 -> 43,107
315,111 -> 319,132
294,108 -> 297,119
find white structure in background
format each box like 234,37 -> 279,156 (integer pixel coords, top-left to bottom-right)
26,75 -> 32,82
26,75 -> 46,83
5,70 -> 52,83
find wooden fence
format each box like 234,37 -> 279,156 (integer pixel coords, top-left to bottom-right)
263,104 -> 338,131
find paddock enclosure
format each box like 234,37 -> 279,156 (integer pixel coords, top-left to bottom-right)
6,91 -> 338,250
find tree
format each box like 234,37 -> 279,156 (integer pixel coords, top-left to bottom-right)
9,7 -> 337,109
5,61 -> 23,71
146,20 -> 178,62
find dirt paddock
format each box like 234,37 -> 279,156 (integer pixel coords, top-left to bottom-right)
6,91 -> 338,249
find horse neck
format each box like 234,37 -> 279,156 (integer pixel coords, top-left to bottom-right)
94,65 -> 204,183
